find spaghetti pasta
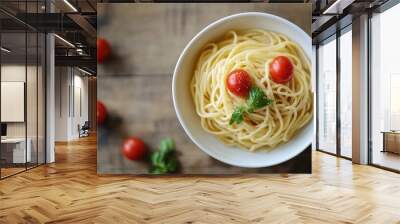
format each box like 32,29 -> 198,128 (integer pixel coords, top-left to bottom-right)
191,29 -> 313,151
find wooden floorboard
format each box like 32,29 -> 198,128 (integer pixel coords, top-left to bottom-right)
0,135 -> 400,224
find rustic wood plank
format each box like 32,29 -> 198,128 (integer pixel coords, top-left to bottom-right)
1,136 -> 400,223
98,75 -> 311,174
97,3 -> 312,174
98,3 -> 311,76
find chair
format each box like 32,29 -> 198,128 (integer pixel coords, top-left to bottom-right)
78,121 -> 90,138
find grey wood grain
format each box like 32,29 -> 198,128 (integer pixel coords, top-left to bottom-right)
98,3 -> 311,76
97,75 -> 311,174
97,3 -> 312,174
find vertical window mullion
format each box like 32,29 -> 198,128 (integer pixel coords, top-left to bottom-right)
336,29 -> 341,157
36,0 -> 39,167
316,45 -> 320,150
25,0 -> 28,171
0,22 -> 2,179
367,11 -> 373,165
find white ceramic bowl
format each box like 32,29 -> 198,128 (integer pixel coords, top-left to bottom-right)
172,12 -> 313,168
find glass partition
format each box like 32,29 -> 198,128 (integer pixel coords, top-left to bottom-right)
1,30 -> 28,177
27,30 -> 38,169
0,2 -> 46,179
38,32 -> 45,165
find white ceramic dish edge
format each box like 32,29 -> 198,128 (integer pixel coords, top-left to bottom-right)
172,12 -> 314,168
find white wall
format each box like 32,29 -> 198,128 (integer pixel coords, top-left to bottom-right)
54,67 -> 89,141
46,32 -> 56,163
1,63 -> 46,164
72,73 -> 89,138
1,82 -> 25,122
1,66 -> 26,140
55,67 -> 69,141
1,65 -> 35,137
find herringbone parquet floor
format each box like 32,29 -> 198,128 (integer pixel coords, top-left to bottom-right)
0,135 -> 399,224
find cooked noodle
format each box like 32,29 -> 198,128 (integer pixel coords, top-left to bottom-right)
191,29 -> 313,151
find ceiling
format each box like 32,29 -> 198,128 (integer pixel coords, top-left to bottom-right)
0,0 -> 97,74
0,0 -> 394,73
0,0 -> 96,14
311,0 -> 390,44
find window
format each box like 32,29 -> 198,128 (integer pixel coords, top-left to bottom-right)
339,28 -> 352,158
371,2 -> 400,171
317,37 -> 337,154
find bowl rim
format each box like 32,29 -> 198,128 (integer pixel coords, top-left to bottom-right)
172,12 -> 312,168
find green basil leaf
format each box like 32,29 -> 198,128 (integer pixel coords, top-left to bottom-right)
166,157 -> 178,173
247,87 -> 273,112
149,166 -> 167,174
230,106 -> 246,125
159,138 -> 175,154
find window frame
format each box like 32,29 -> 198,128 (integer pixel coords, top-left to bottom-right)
315,24 -> 353,161
367,0 -> 400,173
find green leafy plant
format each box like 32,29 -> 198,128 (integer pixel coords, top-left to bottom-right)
247,87 -> 273,113
229,106 -> 246,125
229,87 -> 273,125
149,138 -> 179,174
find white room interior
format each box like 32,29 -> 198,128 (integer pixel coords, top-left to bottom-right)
1,63 -> 46,176
54,67 -> 90,142
0,0 -> 97,180
315,1 -> 400,171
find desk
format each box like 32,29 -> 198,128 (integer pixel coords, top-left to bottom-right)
1,138 -> 31,163
381,131 -> 400,154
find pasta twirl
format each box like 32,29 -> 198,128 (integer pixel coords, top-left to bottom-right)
191,29 -> 313,151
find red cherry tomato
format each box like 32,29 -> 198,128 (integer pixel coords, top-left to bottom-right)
97,101 -> 107,125
122,137 -> 146,161
226,69 -> 252,97
269,56 -> 294,84
97,38 -> 110,64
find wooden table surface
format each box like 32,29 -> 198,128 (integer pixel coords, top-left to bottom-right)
2,136 -> 400,223
97,3 -> 312,174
